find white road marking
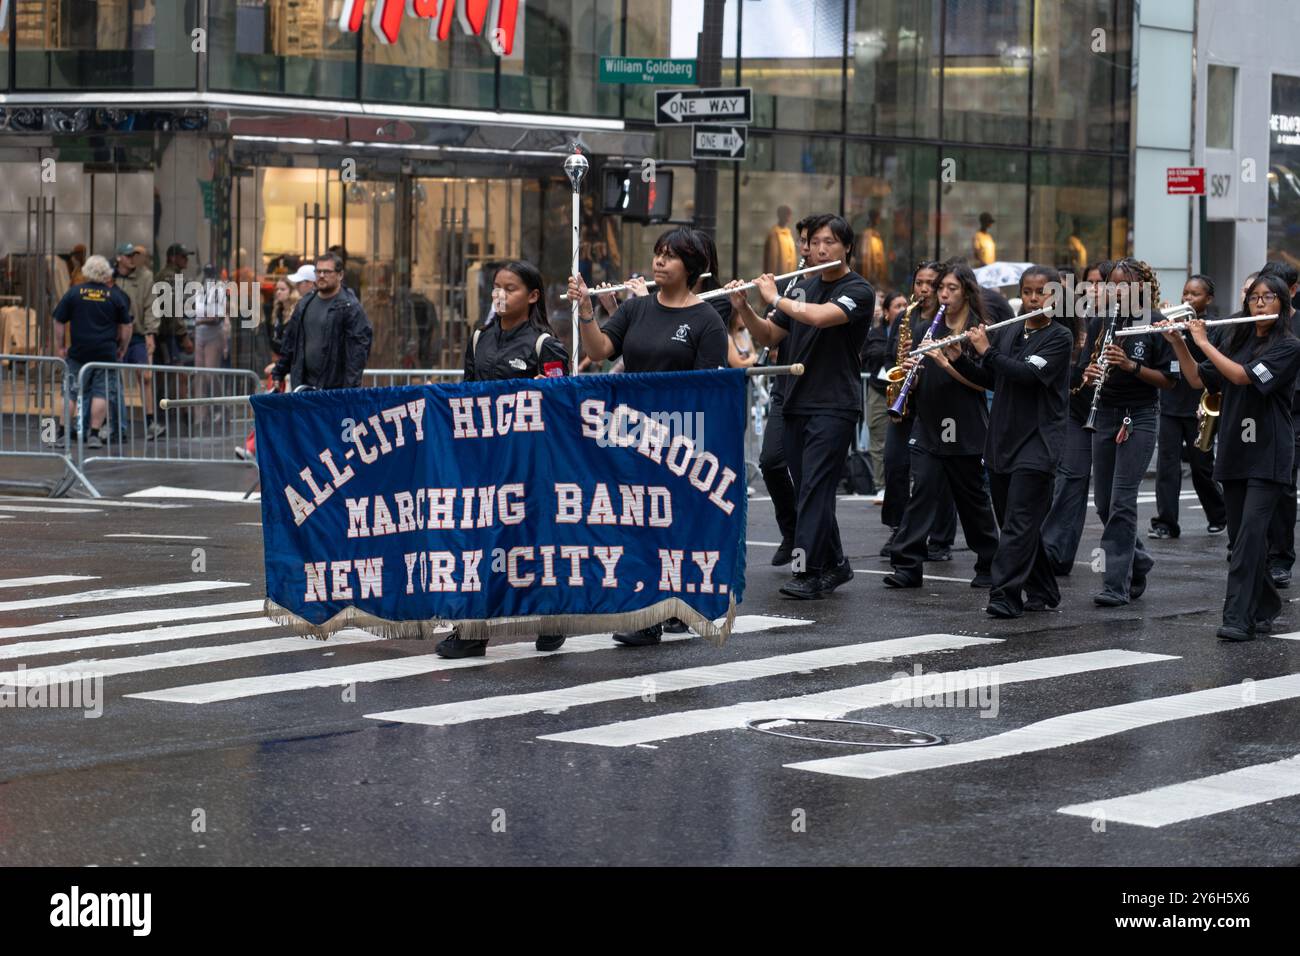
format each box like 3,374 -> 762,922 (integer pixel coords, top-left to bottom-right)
1272,632 -> 1300,641
0,600 -> 264,640
126,615 -> 813,705
0,504 -> 101,514
0,575 -> 98,590
0,495 -> 188,509
0,631 -> 383,685
786,673 -> 1300,781
104,533 -> 211,541
1057,754 -> 1300,828
366,633 -> 997,727
0,580 -> 247,614
540,650 -> 1172,748
855,568 -> 973,584
0,618 -> 279,662
126,486 -> 260,502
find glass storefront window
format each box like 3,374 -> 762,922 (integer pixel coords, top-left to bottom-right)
846,142 -> 940,294
1268,73 -> 1300,270
742,0 -> 845,132
848,0 -> 941,139
498,0 -> 621,116
363,8 -> 498,108
1206,64 -> 1236,150
936,147 -> 1027,264
209,0 -> 358,98
14,0 -> 198,89
625,0 -> 738,123
941,0 -> 1031,145
1031,0 -> 1128,151
1,11 -> 9,90
1029,152 -> 1112,274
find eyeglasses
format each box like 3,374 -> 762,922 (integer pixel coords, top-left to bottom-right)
1248,293 -> 1279,304
316,269 -> 338,276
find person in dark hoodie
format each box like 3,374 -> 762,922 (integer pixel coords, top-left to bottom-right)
267,252 -> 372,390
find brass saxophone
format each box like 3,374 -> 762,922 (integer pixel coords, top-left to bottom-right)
885,295 -> 921,412
1195,390 -> 1221,452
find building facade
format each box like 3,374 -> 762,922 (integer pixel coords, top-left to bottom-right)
1,0 -> 1136,372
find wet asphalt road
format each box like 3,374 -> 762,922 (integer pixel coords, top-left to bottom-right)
0,459 -> 1297,867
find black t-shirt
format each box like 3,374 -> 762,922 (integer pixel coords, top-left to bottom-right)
301,293 -> 333,387
979,319 -> 1073,473
1199,334 -> 1300,483
53,282 -> 133,363
1068,314 -> 1103,424
602,294 -> 728,373
909,312 -> 988,457
862,313 -> 894,395
465,320 -> 568,382
981,288 -> 1016,325
1099,310 -> 1179,408
1160,325 -> 1220,417
772,271 -> 874,419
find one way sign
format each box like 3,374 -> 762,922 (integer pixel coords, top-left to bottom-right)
692,125 -> 748,160
655,87 -> 753,126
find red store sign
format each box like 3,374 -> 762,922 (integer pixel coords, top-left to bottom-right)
1166,167 -> 1206,196
339,0 -> 522,54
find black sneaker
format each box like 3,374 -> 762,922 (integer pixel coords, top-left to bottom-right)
970,574 -> 993,588
1147,525 -> 1173,539
535,634 -> 565,652
1216,624 -> 1254,642
1207,523 -> 1226,535
613,624 -> 663,646
882,573 -> 921,589
879,528 -> 898,558
1129,570 -> 1149,600
926,544 -> 952,562
779,573 -> 824,600
771,540 -> 794,566
1270,568 -> 1291,589
1253,619 -> 1275,635
662,618 -> 689,634
1025,594 -> 1059,612
1093,592 -> 1127,607
985,600 -> 1020,619
435,635 -> 487,658
819,559 -> 854,593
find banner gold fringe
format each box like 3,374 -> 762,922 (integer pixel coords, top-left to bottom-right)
263,594 -> 738,646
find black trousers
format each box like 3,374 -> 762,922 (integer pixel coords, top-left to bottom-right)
988,469 -> 1060,613
1267,461 -> 1298,575
783,412 -> 856,575
1222,478 -> 1285,630
1153,414 -> 1226,533
891,449 -> 998,582
759,393 -> 798,545
883,416 -> 956,545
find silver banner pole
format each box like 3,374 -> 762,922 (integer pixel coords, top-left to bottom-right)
563,145 -> 590,376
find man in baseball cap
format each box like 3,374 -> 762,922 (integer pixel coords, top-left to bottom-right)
113,241 -> 163,439
287,263 -> 317,297
155,243 -> 195,366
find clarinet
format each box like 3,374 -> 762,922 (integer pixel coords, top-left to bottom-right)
1082,306 -> 1121,433
887,304 -> 947,423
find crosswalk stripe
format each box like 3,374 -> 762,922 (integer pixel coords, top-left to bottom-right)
126,486 -> 261,503
104,533 -> 211,541
785,673 -> 1300,781
125,615 -> 813,705
0,631 -> 383,685
1272,631 -> 1300,641
0,600 -> 265,640
539,650 -> 1176,748
1057,754 -> 1300,828
0,504 -> 102,514
854,568 -> 972,585
0,580 -> 248,614
0,496 -> 188,510
0,617 -> 279,662
0,575 -> 99,590
365,633 -> 1001,727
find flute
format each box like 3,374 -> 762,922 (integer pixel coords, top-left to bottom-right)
699,260 -> 842,301
908,306 -> 1052,356
560,272 -> 712,300
1115,312 -> 1280,337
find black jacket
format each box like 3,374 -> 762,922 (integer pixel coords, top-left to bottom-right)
271,288 -> 373,389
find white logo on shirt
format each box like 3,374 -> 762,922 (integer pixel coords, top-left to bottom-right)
509,357 -> 528,371
1132,341 -> 1147,360
671,324 -> 690,343
837,295 -> 857,310
1027,354 -> 1047,369
1254,362 -> 1273,382
1170,359 -> 1180,373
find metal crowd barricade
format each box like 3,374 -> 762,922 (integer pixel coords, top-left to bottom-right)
362,368 -> 465,388
75,361 -> 263,483
0,353 -> 94,496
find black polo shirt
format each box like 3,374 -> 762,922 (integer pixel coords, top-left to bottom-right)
772,271 -> 874,421
1199,333 -> 1300,483
979,319 -> 1073,473
1098,310 -> 1179,408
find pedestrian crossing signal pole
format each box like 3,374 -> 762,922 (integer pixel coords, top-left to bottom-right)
563,146 -> 589,375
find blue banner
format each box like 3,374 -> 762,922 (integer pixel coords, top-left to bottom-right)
251,369 -> 749,641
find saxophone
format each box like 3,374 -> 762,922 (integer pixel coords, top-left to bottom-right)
885,295 -> 920,410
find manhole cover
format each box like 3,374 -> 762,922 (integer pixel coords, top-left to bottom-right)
744,717 -> 944,748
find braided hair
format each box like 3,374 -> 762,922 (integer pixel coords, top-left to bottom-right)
1084,257 -> 1156,371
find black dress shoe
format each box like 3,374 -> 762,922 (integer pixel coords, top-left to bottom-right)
1129,571 -> 1148,600
926,544 -> 953,562
970,575 -> 993,588
985,600 -> 1020,619
1094,592 -> 1127,607
535,634 -> 566,652
1216,624 -> 1254,642
819,559 -> 854,593
879,529 -> 898,558
1207,523 -> 1226,535
780,573 -> 824,600
1024,595 -> 1059,612
771,540 -> 795,566
435,635 -> 488,658
662,618 -> 689,634
1270,568 -> 1291,589
1253,619 -> 1275,635
613,624 -> 663,646
882,573 -> 921,589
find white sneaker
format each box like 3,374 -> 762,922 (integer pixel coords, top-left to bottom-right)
146,421 -> 167,440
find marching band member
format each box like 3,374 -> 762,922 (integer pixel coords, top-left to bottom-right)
569,227 -> 729,647
1042,261 -> 1111,575
1165,273 -> 1300,640
1081,258 -> 1178,607
729,213 -> 874,599
965,266 -> 1074,617
1148,275 -> 1228,540
438,260 -> 570,659
862,290 -> 908,499
1262,261 -> 1300,588
883,261 -> 999,589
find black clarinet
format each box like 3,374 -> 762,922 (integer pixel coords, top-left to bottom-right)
1082,306 -> 1121,433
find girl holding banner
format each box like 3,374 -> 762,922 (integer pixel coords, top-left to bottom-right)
436,261 -> 571,659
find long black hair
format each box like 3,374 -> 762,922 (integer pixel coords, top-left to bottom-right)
495,260 -> 551,336
1225,273 -> 1295,356
693,229 -> 722,293
936,259 -> 989,338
